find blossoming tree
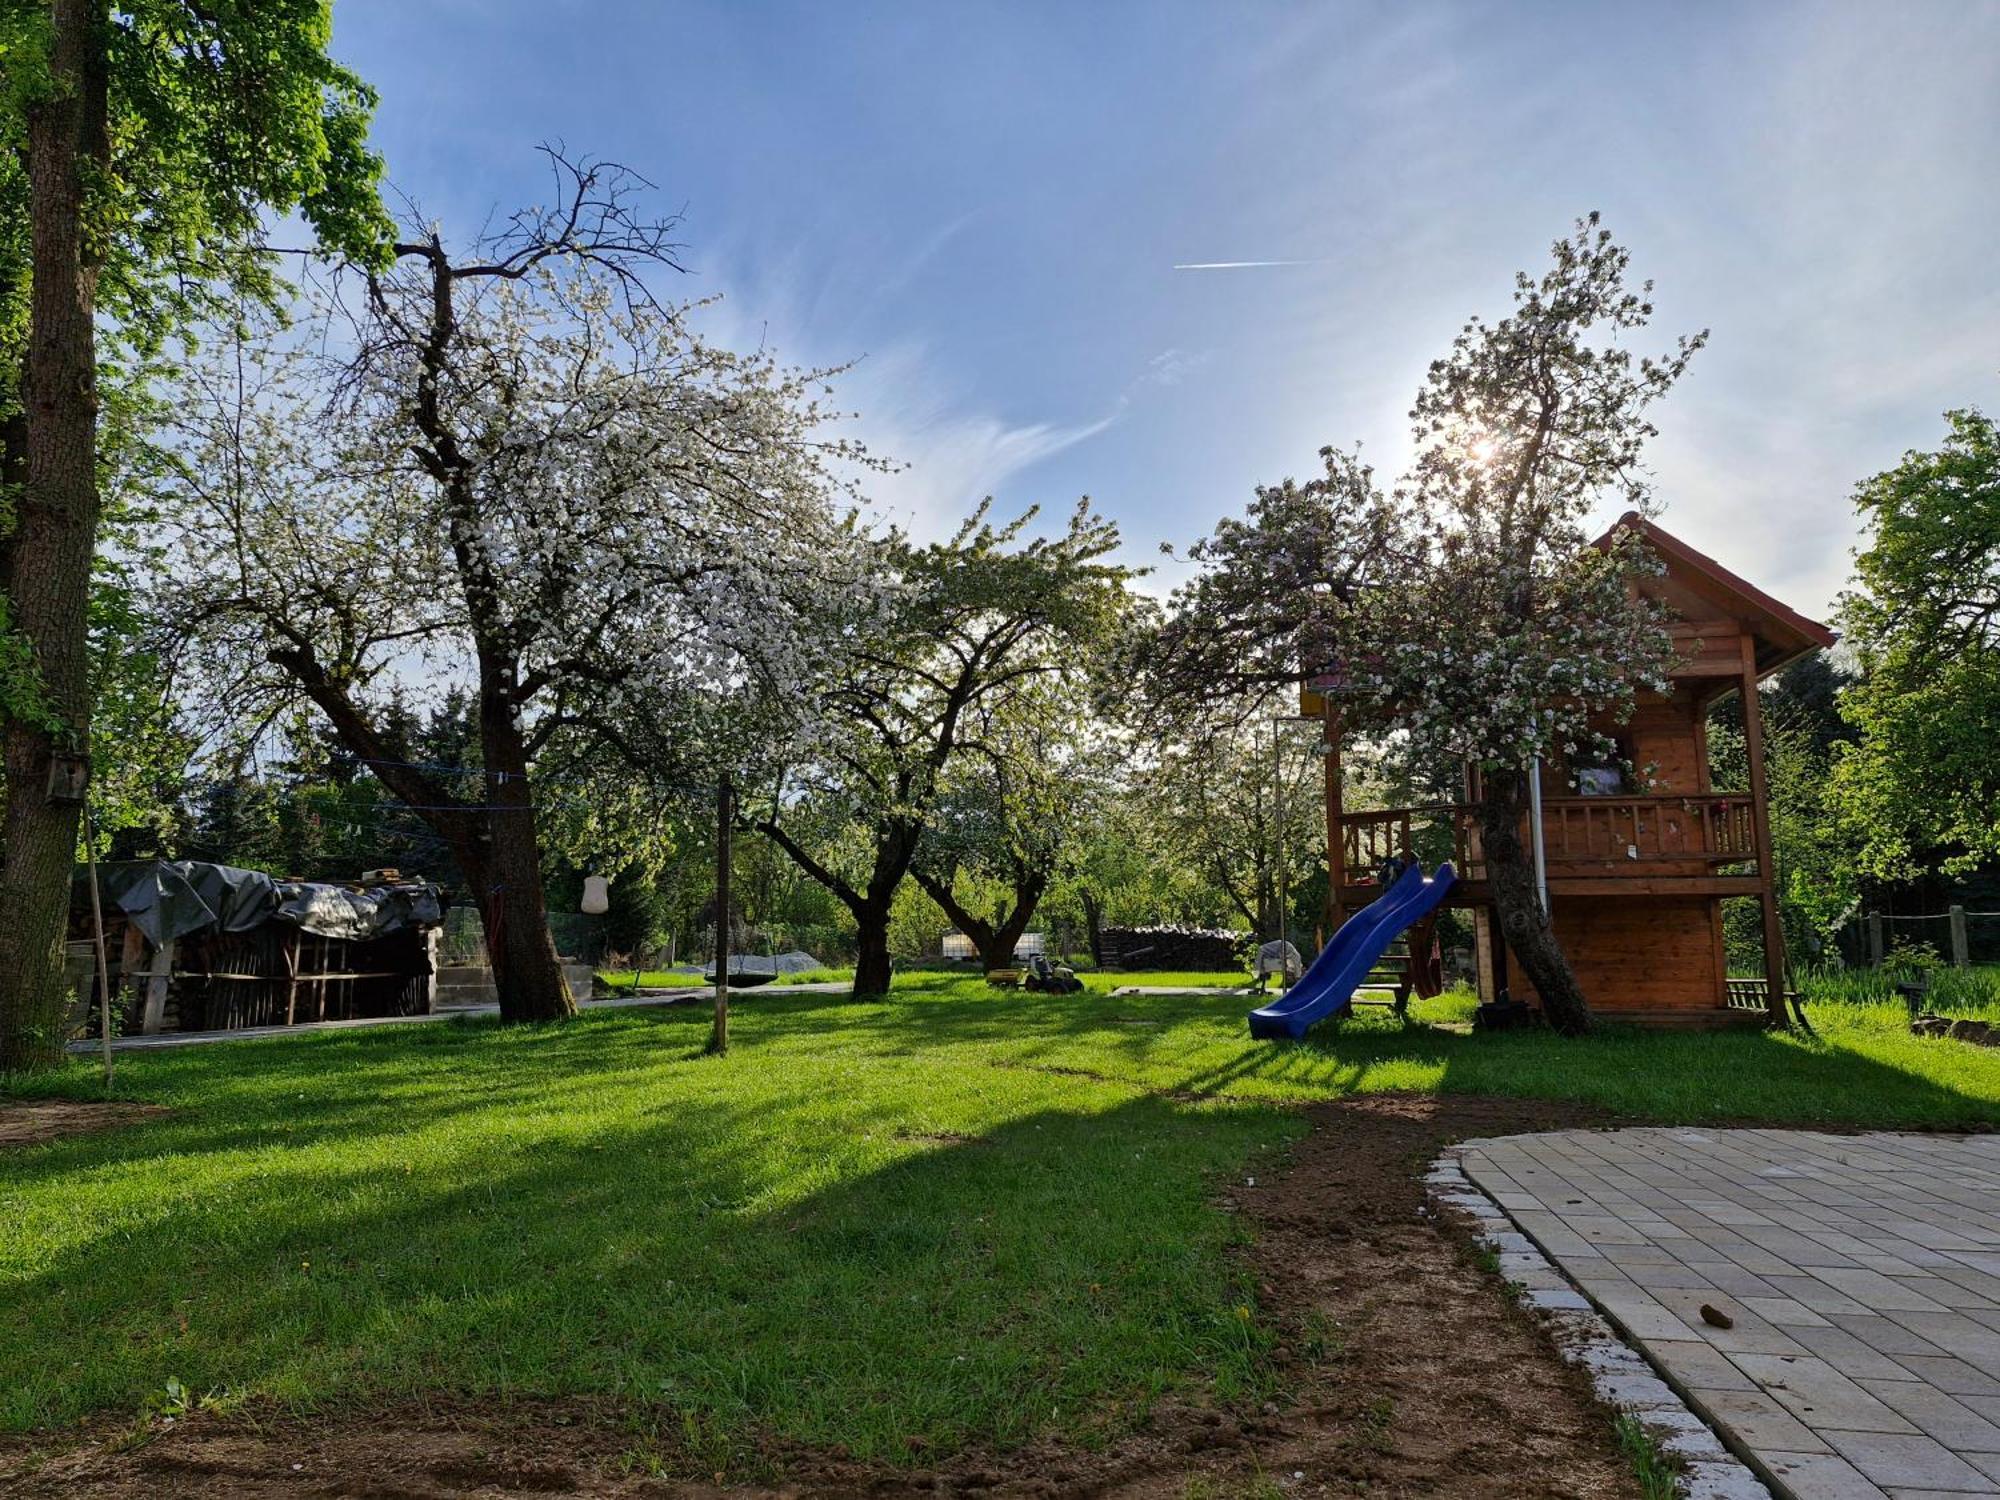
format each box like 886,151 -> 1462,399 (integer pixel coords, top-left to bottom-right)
1152,217 -> 1701,1033
164,153 -> 877,1022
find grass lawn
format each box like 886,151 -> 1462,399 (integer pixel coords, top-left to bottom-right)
6,970 -> 2000,1470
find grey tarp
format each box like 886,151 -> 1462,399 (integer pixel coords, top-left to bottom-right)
96,860 -> 443,946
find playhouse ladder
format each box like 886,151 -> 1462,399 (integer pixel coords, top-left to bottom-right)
1353,939 -> 1418,1015
1350,909 -> 1443,1017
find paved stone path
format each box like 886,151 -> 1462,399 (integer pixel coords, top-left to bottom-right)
1458,1128 -> 2000,1499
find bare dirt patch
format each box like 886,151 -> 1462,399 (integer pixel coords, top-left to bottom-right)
0,1099 -> 167,1148
0,1093 -> 1641,1497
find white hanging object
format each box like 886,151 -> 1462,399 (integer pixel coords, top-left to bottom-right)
580,874 -> 611,915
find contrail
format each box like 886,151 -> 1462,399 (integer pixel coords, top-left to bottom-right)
1172,258 -> 1329,270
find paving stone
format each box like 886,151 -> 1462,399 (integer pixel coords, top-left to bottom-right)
1822,1430 -> 1997,1491
1883,1309 -> 2000,1366
1730,1354 -> 1919,1434
1680,1459 -> 1777,1499
1596,1370 -> 1681,1408
1786,1325 -> 1921,1383
1964,1450 -> 2000,1482
1809,1267 -> 1950,1313
1522,1286 -> 1593,1312
1891,1356 -> 2000,1398
1760,1448 -> 1892,1498
1650,1339 -> 1762,1392
1763,1272 -> 1874,1316
1592,1288 -> 1699,1341
1870,1380 -> 2000,1449
1456,1128 -> 2000,1500
1830,1315 -> 1950,1359
1741,1295 -> 1833,1328
1691,1387 -> 1835,1452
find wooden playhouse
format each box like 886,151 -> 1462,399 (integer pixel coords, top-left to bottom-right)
1309,514 -> 1836,1028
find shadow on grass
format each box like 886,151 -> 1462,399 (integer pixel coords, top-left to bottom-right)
762,979 -> 2000,1130
2,1025 -> 1286,1459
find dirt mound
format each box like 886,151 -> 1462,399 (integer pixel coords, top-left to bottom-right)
1,1093 -> 1641,1497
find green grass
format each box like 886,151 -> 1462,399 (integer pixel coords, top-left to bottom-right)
1801,962 -> 2000,1020
6,970 -> 2000,1466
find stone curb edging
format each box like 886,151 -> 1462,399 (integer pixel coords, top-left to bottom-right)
1426,1151 -> 1773,1500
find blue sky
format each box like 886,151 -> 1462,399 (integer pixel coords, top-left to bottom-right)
333,0 -> 2000,619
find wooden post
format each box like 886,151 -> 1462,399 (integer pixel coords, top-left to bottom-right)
283,930 -> 301,1025
1322,698 -> 1345,934
82,804 -> 114,1085
1950,905 -> 1969,969
139,936 -> 175,1035
711,777 -> 732,1055
1867,912 -> 1884,967
1738,636 -> 1788,1026
422,927 -> 442,1012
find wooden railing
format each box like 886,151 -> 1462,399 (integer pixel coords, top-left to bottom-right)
1340,794 -> 1759,883
1541,794 -> 1756,865
1342,804 -> 1472,877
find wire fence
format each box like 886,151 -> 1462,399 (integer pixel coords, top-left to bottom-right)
1833,905 -> 2000,970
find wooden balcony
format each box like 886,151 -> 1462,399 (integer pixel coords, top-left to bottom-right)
1336,794 -> 1764,903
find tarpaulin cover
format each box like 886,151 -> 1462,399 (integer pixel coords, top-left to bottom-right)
96,861 -> 443,947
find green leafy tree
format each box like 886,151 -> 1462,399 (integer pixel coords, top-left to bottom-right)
1135,717 -> 1323,941
751,501 -> 1135,998
1832,410 -> 2000,881
1709,658 -> 1861,965
0,0 -> 391,1070
910,688 -> 1115,970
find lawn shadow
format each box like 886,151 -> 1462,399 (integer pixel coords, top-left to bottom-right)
2,1079 -> 1282,1463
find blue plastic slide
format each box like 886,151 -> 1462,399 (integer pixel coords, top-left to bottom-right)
1248,861 -> 1458,1040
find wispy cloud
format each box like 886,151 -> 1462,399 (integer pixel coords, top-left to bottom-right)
1171,258 -> 1331,271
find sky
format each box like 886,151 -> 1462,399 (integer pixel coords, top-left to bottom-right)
331,0 -> 2000,621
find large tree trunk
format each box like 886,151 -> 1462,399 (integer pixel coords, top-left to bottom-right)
852,905 -> 894,998
915,866 -> 1048,971
0,0 -> 108,1072
1080,888 -> 1104,967
755,815 -> 917,1002
1479,766 -> 1592,1035
471,679 -> 573,1022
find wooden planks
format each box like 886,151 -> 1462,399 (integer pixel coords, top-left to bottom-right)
1506,895 -> 1726,1012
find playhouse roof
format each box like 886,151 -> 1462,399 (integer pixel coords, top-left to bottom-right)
1599,512 -> 1836,676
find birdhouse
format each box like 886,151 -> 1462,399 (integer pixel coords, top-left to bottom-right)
45,753 -> 89,806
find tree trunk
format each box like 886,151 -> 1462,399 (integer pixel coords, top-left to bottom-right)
915,866 -> 1047,971
1479,766 -> 1592,1035
852,905 -> 894,997
1080,888 -> 1104,967
471,682 -> 573,1023
755,815 -> 917,1002
0,0 -> 108,1073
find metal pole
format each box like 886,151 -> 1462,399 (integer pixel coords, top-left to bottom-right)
1322,696 -> 1344,937
1273,720 -> 1286,949
1527,756 -> 1548,917
82,801 -> 114,1088
712,777 -> 731,1055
